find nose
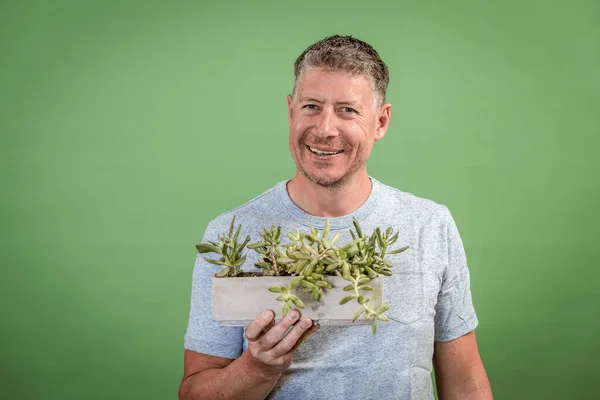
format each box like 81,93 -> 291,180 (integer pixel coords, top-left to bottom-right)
315,106 -> 339,138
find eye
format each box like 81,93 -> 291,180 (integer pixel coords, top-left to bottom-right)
342,106 -> 357,113
303,104 -> 319,110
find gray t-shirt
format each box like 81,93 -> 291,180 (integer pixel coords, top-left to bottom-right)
184,177 -> 478,399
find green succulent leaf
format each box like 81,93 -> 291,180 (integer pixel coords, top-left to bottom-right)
376,304 -> 390,314
378,313 -> 390,322
387,245 -> 409,255
228,216 -> 236,237
353,218 -> 364,238
233,223 -> 242,241
301,281 -> 316,289
312,290 -> 321,301
290,295 -> 305,308
195,243 -> 222,254
278,257 -> 295,264
331,232 -> 340,245
340,295 -> 357,305
304,259 -> 318,276
352,309 -> 366,322
323,220 -> 330,240
342,261 -> 351,277
289,276 -> 304,287
364,266 -> 377,278
375,228 -> 385,248
346,244 -> 360,258
231,255 -> 246,268
325,262 -> 340,272
294,253 -> 312,261
204,257 -> 228,267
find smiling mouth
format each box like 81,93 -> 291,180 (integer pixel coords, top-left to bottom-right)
307,145 -> 343,156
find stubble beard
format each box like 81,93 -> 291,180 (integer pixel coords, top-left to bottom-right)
294,146 -> 368,189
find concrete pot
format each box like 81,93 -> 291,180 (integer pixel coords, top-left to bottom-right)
212,275 -> 384,326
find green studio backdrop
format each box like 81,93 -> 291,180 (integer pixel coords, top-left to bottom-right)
1,0 -> 598,399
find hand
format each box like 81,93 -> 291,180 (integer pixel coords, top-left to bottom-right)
244,309 -> 319,378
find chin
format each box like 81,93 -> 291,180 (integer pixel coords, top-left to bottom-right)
303,169 -> 349,188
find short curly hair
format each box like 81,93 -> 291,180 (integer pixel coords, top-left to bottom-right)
292,35 -> 389,108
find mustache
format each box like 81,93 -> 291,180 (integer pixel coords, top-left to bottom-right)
302,133 -> 345,149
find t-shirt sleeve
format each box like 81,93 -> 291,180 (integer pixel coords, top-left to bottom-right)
183,221 -> 244,359
434,207 -> 479,342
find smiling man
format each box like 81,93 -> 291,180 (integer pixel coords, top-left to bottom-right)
179,35 -> 493,400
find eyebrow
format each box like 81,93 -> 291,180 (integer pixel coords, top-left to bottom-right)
299,97 -> 361,107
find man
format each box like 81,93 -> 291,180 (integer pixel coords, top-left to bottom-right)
179,35 -> 493,399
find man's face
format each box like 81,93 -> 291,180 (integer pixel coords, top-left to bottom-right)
287,68 -> 390,188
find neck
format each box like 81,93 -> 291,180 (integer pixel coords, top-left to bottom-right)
286,170 -> 373,218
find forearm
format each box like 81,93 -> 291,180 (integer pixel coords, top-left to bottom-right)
435,363 -> 493,400
437,384 -> 493,400
179,351 -> 281,400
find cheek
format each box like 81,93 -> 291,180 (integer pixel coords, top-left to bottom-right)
354,117 -> 374,134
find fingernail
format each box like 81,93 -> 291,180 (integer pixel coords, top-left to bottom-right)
288,310 -> 299,321
301,319 -> 312,328
261,310 -> 273,319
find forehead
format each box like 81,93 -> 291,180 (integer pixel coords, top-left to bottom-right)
296,68 -> 374,105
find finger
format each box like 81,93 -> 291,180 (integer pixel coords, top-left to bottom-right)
269,318 -> 315,358
259,309 -> 301,349
290,322 -> 320,352
245,310 -> 275,342
262,317 -> 276,335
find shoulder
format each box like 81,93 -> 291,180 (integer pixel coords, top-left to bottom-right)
373,178 -> 452,224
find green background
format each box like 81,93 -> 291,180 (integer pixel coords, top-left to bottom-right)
1,0 -> 598,398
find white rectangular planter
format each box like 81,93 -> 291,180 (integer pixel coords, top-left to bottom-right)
212,275 -> 384,326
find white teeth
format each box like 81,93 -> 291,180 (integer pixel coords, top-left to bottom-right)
309,146 -> 341,155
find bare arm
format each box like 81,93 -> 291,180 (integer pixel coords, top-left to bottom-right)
178,351 -> 280,400
179,309 -> 318,400
433,330 -> 493,400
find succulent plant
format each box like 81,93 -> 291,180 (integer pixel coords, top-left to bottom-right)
196,217 -> 409,333
195,216 -> 251,277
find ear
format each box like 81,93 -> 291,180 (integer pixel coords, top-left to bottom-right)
287,95 -> 294,126
374,103 -> 392,142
